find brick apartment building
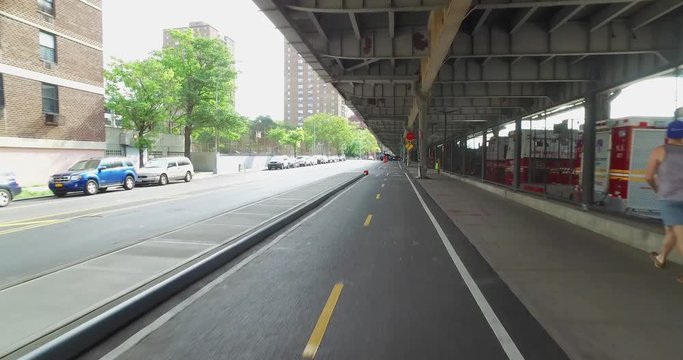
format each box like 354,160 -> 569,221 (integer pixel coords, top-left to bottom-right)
0,0 -> 104,185
284,42 -> 347,127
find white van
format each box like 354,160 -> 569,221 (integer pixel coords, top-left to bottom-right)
137,157 -> 194,185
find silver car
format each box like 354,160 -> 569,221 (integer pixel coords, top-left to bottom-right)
137,157 -> 194,185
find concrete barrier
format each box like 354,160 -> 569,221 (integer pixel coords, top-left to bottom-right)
190,153 -> 272,174
441,172 -> 682,265
19,173 -> 365,360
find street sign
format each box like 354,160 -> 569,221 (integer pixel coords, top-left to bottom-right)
405,131 -> 415,141
405,142 -> 414,151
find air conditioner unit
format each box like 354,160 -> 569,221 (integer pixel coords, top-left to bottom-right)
45,113 -> 60,125
42,61 -> 56,70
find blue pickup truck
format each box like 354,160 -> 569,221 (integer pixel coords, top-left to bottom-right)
0,171 -> 22,207
49,157 -> 137,197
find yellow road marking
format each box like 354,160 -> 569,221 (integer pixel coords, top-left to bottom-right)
0,220 -> 68,236
363,214 -> 373,227
0,219 -> 64,228
376,193 -> 381,200
302,283 -> 344,359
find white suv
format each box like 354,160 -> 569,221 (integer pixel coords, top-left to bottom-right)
268,156 -> 290,170
137,157 -> 194,185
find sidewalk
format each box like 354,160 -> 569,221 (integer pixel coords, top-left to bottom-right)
412,168 -> 683,360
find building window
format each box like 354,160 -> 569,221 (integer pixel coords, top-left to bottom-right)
39,31 -> 56,63
0,74 -> 4,108
38,0 -> 55,16
42,83 -> 59,114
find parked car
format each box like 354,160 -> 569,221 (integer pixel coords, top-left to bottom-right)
268,155 -> 290,170
0,170 -> 22,207
306,156 -> 316,166
329,155 -> 339,162
295,156 -> 308,167
137,157 -> 194,185
48,157 -> 137,196
321,155 -> 329,164
339,154 -> 346,161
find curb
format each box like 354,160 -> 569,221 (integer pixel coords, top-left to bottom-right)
19,173 -> 365,360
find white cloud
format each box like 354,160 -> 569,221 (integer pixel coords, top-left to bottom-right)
102,0 -> 284,120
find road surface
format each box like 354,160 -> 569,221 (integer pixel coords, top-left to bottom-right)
0,161 -> 373,289
87,161 -> 566,360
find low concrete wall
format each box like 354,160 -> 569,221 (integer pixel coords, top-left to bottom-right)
190,153 -> 272,174
2,147 -> 105,186
441,172 -> 681,265
190,152 -> 217,173
217,155 -> 271,174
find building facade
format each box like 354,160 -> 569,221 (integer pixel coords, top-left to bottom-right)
163,21 -> 235,57
284,43 -> 347,127
0,0 -> 104,185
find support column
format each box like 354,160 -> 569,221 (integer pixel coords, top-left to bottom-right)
462,138 -> 467,175
513,118 -> 522,190
417,93 -> 429,178
481,130 -> 487,180
581,91 -> 610,208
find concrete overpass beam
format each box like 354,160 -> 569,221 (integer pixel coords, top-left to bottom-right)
630,0 -> 683,31
549,5 -> 584,32
408,0 -> 473,130
581,91 -> 611,208
513,117 -> 522,190
589,2 -> 641,32
417,93 -> 429,179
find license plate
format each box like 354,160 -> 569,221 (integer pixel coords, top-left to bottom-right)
55,183 -> 63,188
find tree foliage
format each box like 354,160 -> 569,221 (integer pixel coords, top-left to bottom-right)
345,128 -> 380,157
283,127 -> 306,156
159,29 -> 239,157
105,58 -> 178,167
263,113 -> 379,157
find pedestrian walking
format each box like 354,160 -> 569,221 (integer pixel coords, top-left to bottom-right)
647,108 -> 683,283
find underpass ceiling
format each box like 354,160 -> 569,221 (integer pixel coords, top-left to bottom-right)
254,0 -> 683,151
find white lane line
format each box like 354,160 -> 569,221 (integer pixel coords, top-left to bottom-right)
100,176 -> 367,360
404,173 -> 524,360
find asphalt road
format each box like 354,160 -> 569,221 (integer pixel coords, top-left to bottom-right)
90,162 -> 566,360
0,161 -> 374,289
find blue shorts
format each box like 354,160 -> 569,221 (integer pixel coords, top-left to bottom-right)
660,200 -> 683,226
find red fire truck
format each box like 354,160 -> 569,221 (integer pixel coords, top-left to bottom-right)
502,129 -> 580,195
591,117 -> 670,215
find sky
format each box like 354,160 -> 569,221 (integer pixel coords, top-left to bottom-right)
102,0 -> 284,120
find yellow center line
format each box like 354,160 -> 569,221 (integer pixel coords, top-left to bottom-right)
302,283 -> 344,359
363,214 -> 373,227
0,220 -> 68,236
0,219 -> 63,228
376,193 -> 381,200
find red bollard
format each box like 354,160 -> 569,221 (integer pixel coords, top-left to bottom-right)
363,170 -> 369,176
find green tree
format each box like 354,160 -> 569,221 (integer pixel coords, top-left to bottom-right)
267,127 -> 288,153
302,113 -> 354,154
194,107 -> 249,151
251,115 -> 277,141
105,58 -> 178,167
159,30 -> 237,157
283,128 -> 306,157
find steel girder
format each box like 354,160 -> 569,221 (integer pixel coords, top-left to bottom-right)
255,0 -> 683,152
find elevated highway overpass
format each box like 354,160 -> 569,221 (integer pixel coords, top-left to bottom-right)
255,0 -> 683,202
